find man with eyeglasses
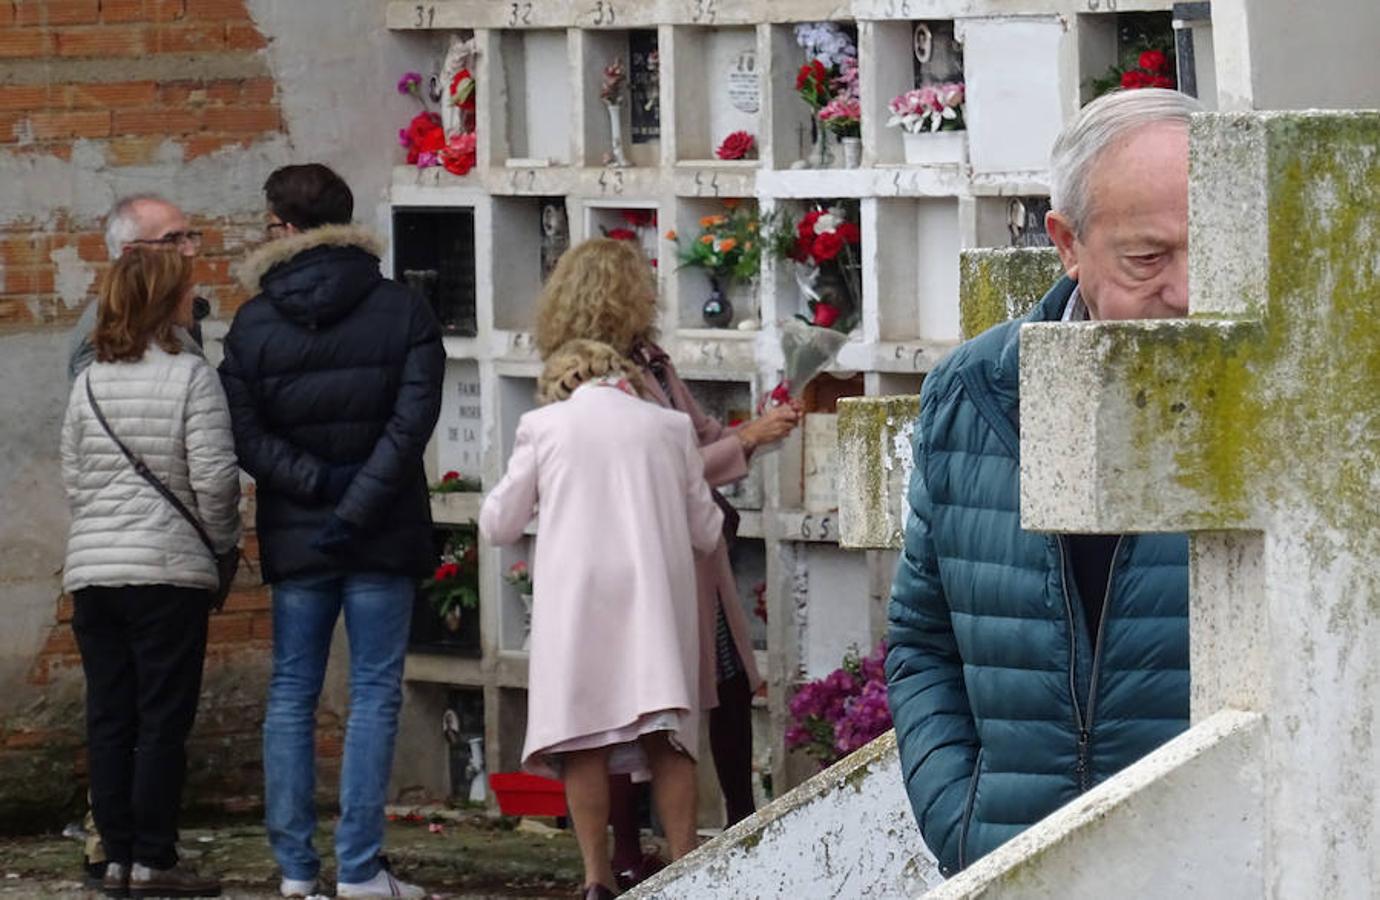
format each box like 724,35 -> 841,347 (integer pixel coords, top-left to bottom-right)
67,194 -> 210,381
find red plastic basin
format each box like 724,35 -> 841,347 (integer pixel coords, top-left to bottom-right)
488,772 -> 568,817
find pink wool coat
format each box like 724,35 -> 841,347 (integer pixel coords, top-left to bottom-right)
479,384 -> 723,773
635,350 -> 765,704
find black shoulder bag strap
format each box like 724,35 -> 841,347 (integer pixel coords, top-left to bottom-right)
641,346 -> 741,545
85,374 -> 220,560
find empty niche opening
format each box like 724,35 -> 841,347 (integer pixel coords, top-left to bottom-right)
499,29 -> 572,165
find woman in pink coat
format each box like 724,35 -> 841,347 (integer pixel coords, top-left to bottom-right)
536,239 -> 801,875
480,339 -> 722,900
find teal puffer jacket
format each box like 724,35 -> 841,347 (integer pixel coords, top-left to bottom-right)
885,277 -> 1189,876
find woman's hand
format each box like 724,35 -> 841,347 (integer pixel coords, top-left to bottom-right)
738,403 -> 803,450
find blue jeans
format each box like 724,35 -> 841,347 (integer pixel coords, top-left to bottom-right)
263,572 -> 413,885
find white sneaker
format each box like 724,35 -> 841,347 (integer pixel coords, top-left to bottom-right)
336,868 -> 426,898
280,876 -> 319,898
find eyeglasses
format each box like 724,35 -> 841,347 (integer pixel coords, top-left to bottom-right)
131,230 -> 203,251
265,222 -> 288,237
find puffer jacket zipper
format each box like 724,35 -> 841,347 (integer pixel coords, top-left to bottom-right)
1079,535 -> 1126,790
1055,537 -> 1089,788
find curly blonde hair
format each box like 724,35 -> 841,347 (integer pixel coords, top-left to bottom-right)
535,238 -> 658,359
537,339 -> 646,405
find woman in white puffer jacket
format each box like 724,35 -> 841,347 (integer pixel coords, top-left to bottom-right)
60,247 -> 240,899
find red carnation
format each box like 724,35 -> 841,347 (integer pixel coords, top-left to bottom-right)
796,63 -> 812,90
769,381 -> 792,405
1139,50 -> 1168,74
1148,75 -> 1175,89
812,302 -> 841,328
716,130 -> 756,161
797,210 -> 823,240
404,111 -> 444,164
836,221 -> 861,244
1120,70 -> 1151,90
442,471 -> 461,482
811,231 -> 844,263
606,227 -> 638,241
621,209 -> 655,227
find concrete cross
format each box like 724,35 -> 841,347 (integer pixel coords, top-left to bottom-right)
987,110 -> 1380,897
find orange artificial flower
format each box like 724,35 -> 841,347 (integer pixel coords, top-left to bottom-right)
699,234 -> 715,244
664,229 -> 678,240
717,237 -> 738,253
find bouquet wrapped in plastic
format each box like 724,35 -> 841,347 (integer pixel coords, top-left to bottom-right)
761,202 -> 861,410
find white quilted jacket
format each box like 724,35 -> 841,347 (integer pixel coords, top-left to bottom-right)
61,345 -> 242,593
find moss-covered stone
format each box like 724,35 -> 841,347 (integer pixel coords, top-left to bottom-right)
1112,113 -> 1380,557
959,248 -> 1064,340
837,396 -> 920,550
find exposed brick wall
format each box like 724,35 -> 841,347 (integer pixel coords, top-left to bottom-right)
0,0 -> 284,329
0,1 -> 348,829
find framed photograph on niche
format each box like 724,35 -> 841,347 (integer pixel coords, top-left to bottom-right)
628,30 -> 660,145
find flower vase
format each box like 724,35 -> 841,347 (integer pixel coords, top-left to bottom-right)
841,136 -> 861,169
443,607 -> 462,634
605,102 -> 629,168
902,129 -> 968,165
811,122 -> 836,169
702,276 -> 735,328
520,593 -> 534,651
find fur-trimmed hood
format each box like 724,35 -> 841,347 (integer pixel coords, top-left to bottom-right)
236,224 -> 387,330
236,224 -> 385,294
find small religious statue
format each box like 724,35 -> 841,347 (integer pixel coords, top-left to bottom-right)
601,57 -> 630,168
539,200 -> 569,282
438,33 -> 479,139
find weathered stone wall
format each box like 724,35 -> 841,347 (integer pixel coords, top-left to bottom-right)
0,0 -> 418,829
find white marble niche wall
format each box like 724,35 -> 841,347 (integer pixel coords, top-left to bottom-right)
437,359 -> 485,484
862,197 -> 961,344
799,545 -> 873,680
489,196 -> 553,332
670,25 -> 762,165
958,16 -> 1069,176
497,29 -> 573,166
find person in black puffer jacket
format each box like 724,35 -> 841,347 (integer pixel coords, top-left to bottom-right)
220,164 -> 441,900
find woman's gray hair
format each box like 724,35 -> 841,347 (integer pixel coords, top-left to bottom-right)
103,193 -> 167,258
1049,89 -> 1201,235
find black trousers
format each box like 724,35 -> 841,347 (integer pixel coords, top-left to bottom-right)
72,585 -> 210,870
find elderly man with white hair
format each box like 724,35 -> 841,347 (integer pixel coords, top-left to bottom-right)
68,193 -> 207,381
885,88 -> 1198,877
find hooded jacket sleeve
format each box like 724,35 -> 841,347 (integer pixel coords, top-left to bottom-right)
333,294 -> 444,529
885,389 -> 981,876
219,323 -> 331,502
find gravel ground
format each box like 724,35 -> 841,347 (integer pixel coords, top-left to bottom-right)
0,810 -> 586,899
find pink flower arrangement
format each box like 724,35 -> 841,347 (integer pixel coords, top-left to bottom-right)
818,97 -> 861,138
887,83 -> 966,134
786,641 -> 891,767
